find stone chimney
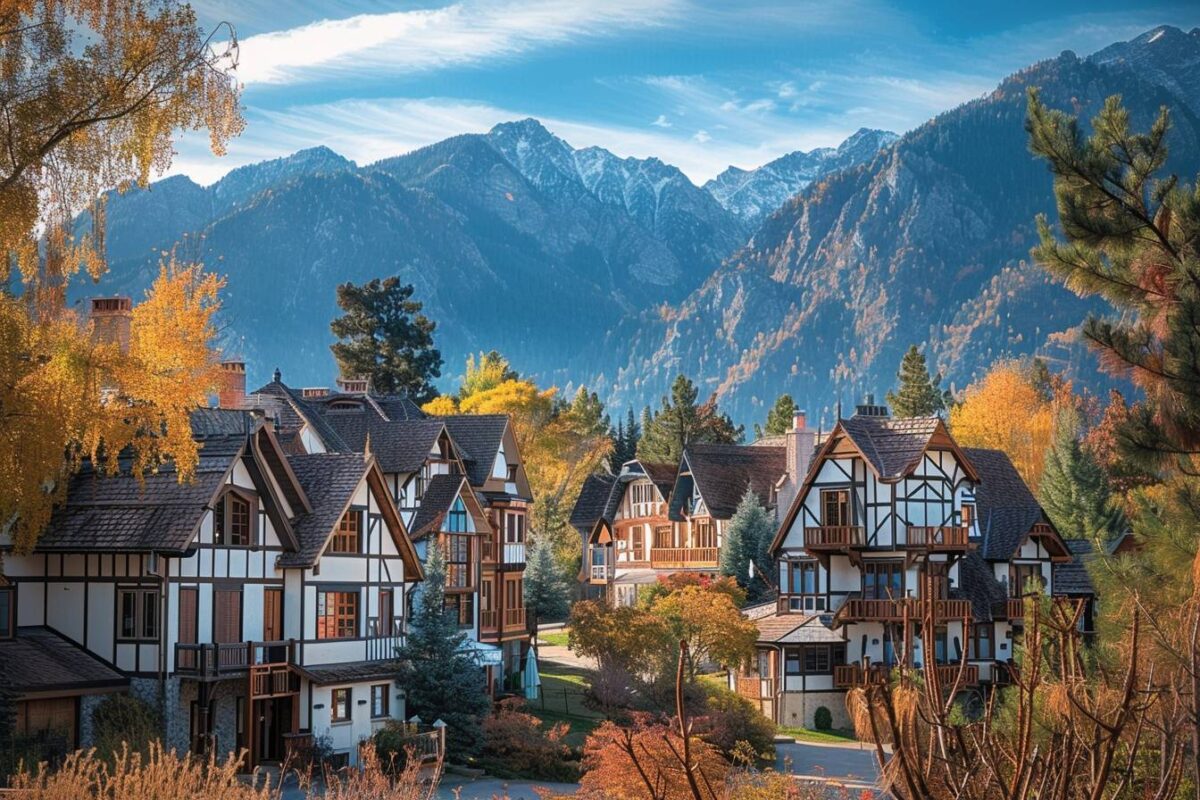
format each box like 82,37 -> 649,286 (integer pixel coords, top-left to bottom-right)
779,410 -> 817,520
301,387 -> 330,399
89,297 -> 132,353
217,360 -> 246,409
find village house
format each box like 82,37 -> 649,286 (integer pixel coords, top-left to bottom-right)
0,395 -> 425,770
736,398 -> 1095,730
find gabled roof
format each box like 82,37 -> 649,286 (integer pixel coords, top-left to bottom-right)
570,473 -> 617,535
966,447 -> 1069,561
839,416 -> 978,483
246,380 -> 351,452
321,414 -> 449,475
0,627 -> 128,695
1053,539 -> 1097,596
752,613 -> 844,645
279,454 -> 422,578
956,551 -> 1009,622
440,414 -> 510,486
680,443 -> 786,519
408,473 -> 487,541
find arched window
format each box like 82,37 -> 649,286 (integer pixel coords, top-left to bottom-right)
446,498 -> 468,533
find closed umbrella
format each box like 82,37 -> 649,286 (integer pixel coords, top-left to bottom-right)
523,646 -> 541,700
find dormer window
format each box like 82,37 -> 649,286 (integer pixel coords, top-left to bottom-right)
213,489 -> 255,547
446,498 -> 468,533
0,587 -> 13,639
506,464 -> 517,481
327,400 -> 363,412
330,509 -> 362,554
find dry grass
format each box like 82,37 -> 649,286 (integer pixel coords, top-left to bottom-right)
6,741 -> 442,800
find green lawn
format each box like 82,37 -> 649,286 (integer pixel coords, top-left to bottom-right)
529,664 -> 603,748
778,726 -> 860,744
538,629 -> 570,648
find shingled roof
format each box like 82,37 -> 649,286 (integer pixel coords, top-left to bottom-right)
320,414 -> 447,475
753,613 -> 844,645
682,443 -> 786,519
279,453 -> 370,567
408,473 -> 472,541
1054,539 -> 1097,596
840,416 -> 951,480
966,447 -> 1053,561
956,551 -> 1010,622
570,473 -> 616,534
36,434 -> 245,553
441,415 -> 510,487
0,627 -> 127,695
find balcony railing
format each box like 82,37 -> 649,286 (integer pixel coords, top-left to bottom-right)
834,663 -> 979,688
804,526 -> 865,550
996,597 -> 1027,620
905,525 -> 971,550
481,609 -> 499,631
176,639 -> 295,680
502,542 -> 527,564
835,597 -> 908,623
250,664 -> 299,699
930,598 -> 973,621
589,563 -> 612,583
365,633 -> 405,661
649,547 -> 719,569
504,607 -> 526,629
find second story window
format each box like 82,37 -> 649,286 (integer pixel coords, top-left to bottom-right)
504,511 -> 525,543
821,489 -> 851,527
1010,563 -> 1045,597
961,503 -> 976,531
445,534 -> 471,589
863,561 -> 903,600
446,498 -> 468,533
317,590 -> 359,640
117,587 -> 159,641
0,587 -> 13,640
214,490 -> 253,546
969,623 -> 993,660
329,510 -> 361,554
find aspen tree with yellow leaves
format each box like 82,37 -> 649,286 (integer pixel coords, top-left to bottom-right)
0,0 -> 242,551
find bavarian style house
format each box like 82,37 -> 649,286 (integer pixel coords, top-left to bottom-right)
736,399 -> 1094,731
0,406 -> 423,770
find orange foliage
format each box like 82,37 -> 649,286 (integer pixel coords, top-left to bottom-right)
575,716 -> 729,800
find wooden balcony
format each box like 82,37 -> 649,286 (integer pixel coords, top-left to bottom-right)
804,526 -> 865,551
249,664 -> 299,700
930,598 -> 973,621
834,597 -> 973,626
834,663 -> 978,688
649,547 -> 719,569
504,607 -> 526,629
925,664 -> 979,687
175,639 -> 295,681
481,609 -> 499,631
905,525 -> 971,551
995,598 -> 1027,620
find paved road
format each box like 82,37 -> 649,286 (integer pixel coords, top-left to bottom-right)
776,739 -> 881,783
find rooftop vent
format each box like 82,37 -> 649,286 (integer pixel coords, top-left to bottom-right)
854,393 -> 890,418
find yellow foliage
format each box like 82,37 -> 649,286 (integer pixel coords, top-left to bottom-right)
0,259 -> 224,553
420,395 -> 459,416
949,363 -> 1056,492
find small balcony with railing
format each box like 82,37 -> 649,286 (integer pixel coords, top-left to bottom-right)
175,639 -> 297,683
803,525 -> 866,553
905,525 -> 972,552
995,597 -> 1029,621
649,547 -> 719,569
834,662 -> 978,688
832,594 -> 973,627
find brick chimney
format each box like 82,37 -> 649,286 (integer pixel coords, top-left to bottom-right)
778,410 -> 817,520
89,297 -> 132,353
336,376 -> 370,394
217,360 -> 246,409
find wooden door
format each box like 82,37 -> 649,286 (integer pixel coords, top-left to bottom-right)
263,587 -> 283,641
213,588 -> 242,643
178,587 -> 197,670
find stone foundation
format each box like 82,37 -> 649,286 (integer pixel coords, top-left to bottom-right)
777,690 -> 852,732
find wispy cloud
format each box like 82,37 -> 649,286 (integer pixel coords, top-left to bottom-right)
235,0 -> 685,84
651,114 -> 672,128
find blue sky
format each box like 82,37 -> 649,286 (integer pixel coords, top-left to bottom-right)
174,0 -> 1200,185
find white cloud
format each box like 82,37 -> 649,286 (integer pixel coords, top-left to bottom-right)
234,0 -> 685,84
651,114 -> 672,128
692,129 -> 711,143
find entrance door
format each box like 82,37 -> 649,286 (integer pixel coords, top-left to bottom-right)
254,697 -> 293,764
178,587 -> 197,670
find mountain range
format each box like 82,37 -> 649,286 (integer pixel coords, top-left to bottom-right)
81,25 -> 1200,427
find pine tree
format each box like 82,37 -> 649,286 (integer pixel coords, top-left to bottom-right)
886,344 -> 946,417
754,394 -> 797,439
524,537 -> 571,641
720,489 -> 776,601
329,277 -> 443,403
637,375 -> 743,465
1040,407 -> 1124,541
395,542 -> 490,758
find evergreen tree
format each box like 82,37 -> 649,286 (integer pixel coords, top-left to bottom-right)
524,537 -> 571,640
329,277 -> 443,403
886,344 -> 946,417
754,394 -> 797,439
1040,407 -> 1124,541
395,543 -> 490,758
720,489 -> 776,601
609,406 -> 642,467
637,375 -> 743,465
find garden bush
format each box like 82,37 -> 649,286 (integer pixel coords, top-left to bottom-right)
480,698 -> 579,782
814,705 -> 833,731
90,694 -> 160,761
695,685 -> 776,763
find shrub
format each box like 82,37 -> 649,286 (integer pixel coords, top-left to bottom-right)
814,705 -> 833,731
695,685 -> 776,763
90,694 -> 160,761
480,698 -> 579,782
288,732 -> 335,773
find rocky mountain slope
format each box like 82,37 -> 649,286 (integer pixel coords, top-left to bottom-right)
610,26 -> 1200,425
704,128 -> 898,226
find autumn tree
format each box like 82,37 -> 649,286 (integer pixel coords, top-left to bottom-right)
650,586 -> 758,681
948,360 -> 1059,492
329,277 -> 442,402
0,2 -> 241,552
886,344 -> 946,417
753,394 -> 796,439
638,375 -> 743,466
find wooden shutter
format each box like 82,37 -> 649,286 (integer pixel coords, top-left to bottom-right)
263,587 -> 282,641
379,590 -> 392,635
213,588 -> 242,643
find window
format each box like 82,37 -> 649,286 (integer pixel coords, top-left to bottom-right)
444,592 -> 474,628
504,512 -> 525,543
0,588 -> 13,639
377,589 -> 395,636
970,624 -> 993,660
821,489 -> 851,527
785,649 -> 801,675
317,591 -> 359,639
117,587 -> 159,641
629,482 -> 653,508
803,646 -> 831,673
932,625 -> 949,663
506,463 -> 517,481
787,561 -> 826,612
961,503 -> 975,531
331,688 -> 351,722
445,534 -> 472,588
371,684 -> 389,718
863,561 -> 904,600
1010,564 -> 1045,597
693,519 -> 716,549
329,510 -> 361,553
213,490 -> 253,546
446,498 -> 469,533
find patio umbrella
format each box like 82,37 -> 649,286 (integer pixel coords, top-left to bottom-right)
523,646 -> 541,700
